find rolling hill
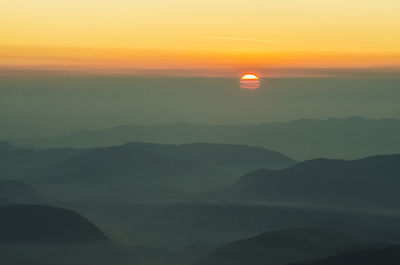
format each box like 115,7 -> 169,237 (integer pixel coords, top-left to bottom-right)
201,154 -> 400,209
2,142 -> 295,202
0,147 -> 86,175
0,142 -> 294,179
0,204 -> 108,243
0,196 -> 14,206
26,145 -> 233,202
292,245 -> 400,265
124,142 -> 296,172
0,179 -> 40,203
194,227 -> 367,265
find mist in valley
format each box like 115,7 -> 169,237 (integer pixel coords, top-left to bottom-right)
1,75 -> 400,265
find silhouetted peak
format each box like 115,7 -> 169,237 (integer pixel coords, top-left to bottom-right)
0,204 -> 108,243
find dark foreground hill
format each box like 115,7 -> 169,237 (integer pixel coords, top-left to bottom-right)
12,117 -> 400,160
0,204 -> 139,265
194,227 -> 369,265
0,196 -> 14,206
0,204 -> 108,243
0,242 -> 137,265
202,154 -> 400,209
292,245 -> 400,265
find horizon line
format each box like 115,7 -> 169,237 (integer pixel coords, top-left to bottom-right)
1,65 -> 400,78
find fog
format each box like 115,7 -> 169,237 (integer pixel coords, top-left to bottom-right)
1,75 -> 399,138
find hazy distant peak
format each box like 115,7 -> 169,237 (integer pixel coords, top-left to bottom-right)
0,140 -> 14,151
12,116 -> 400,161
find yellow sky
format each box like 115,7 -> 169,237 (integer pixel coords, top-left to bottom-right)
1,0 -> 400,75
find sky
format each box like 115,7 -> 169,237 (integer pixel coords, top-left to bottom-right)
1,0 -> 400,76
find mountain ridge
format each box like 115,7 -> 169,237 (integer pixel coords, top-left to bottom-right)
200,154 -> 400,209
0,204 -> 108,243
11,117 -> 400,160
193,227 -> 375,265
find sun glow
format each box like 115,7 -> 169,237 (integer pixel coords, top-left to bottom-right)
241,74 -> 259,80
1,0 -> 400,75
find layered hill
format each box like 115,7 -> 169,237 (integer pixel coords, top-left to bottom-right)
124,142 -> 296,172
2,142 -> 295,202
0,242 -> 137,265
202,154 -> 400,209
0,204 -> 141,265
0,147 -> 86,175
13,117 -> 400,160
123,201 -> 400,250
194,227 -> 366,265
0,204 -> 108,243
26,145 -> 233,201
292,245 -> 400,265
0,196 -> 14,206
0,143 -> 294,177
0,179 -> 40,203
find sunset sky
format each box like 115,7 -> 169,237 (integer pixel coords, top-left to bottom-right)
1,0 -> 400,76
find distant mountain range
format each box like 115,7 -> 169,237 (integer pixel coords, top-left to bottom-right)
201,154 -> 400,209
194,227 -> 380,265
11,117 -> 400,160
0,142 -> 294,176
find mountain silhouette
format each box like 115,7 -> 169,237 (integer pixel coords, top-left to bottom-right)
13,117 -> 400,160
0,242 -> 137,265
202,154 -> 400,209
0,142 -> 294,178
0,196 -> 14,206
0,204 -> 108,243
291,245 -> 400,265
126,201 -> 400,251
124,142 -> 296,172
0,147 -> 86,175
0,179 -> 40,203
27,145 -> 233,201
194,227 -> 367,265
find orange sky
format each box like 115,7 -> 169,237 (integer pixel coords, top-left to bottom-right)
1,0 -> 400,76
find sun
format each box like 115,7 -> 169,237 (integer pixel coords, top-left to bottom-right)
241,73 -> 259,80
240,73 -> 260,90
